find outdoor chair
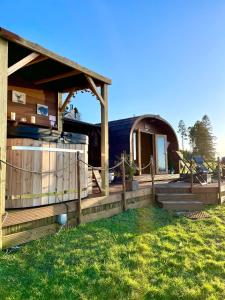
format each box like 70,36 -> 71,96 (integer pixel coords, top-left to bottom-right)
176,151 -> 208,185
192,155 -> 214,173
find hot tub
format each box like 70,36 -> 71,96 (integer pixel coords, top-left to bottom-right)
6,136 -> 89,209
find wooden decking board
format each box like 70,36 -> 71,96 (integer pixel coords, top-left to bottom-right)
3,223 -> 59,249
134,173 -> 180,183
3,201 -> 78,228
160,200 -> 204,212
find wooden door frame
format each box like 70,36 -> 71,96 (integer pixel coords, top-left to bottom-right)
155,134 -> 168,174
137,130 -> 154,175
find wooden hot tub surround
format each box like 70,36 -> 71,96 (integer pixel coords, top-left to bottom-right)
6,138 -> 88,209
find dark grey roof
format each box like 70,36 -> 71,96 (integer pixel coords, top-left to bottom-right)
108,114 -> 172,135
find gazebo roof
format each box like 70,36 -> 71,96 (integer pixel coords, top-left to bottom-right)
0,27 -> 111,92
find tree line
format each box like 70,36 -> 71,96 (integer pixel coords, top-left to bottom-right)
178,115 -> 216,160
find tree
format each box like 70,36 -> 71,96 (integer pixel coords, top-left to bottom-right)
188,115 -> 216,160
178,120 -> 187,150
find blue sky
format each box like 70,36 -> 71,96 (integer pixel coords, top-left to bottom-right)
1,0 -> 225,155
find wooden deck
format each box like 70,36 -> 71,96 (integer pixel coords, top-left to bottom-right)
2,178 -> 224,249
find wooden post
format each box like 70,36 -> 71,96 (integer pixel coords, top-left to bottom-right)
57,92 -> 63,132
150,156 -> 155,202
218,157 -> 222,204
137,129 -> 142,175
101,84 -> 109,196
190,159 -> 194,193
0,38 -> 8,250
77,152 -> 82,225
121,153 -> 126,211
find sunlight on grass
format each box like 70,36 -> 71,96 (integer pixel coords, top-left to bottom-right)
0,206 -> 225,299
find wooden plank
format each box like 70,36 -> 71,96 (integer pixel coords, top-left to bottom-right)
8,52 -> 40,76
0,27 -> 112,85
56,143 -> 63,203
57,92 -> 63,132
81,194 -> 122,209
133,173 -> 180,182
101,84 -> 109,196
93,170 -> 102,192
6,139 -> 12,203
62,144 -> 70,202
25,56 -> 48,67
83,144 -> 89,198
68,144 -> 75,200
77,152 -> 82,224
3,201 -> 77,228
48,143 -> 57,204
82,206 -> 121,224
121,153 -> 127,211
12,139 -> 22,208
79,143 -> 85,198
34,70 -> 79,85
138,129 -> 142,175
21,139 -> 33,207
41,142 -> 50,205
2,223 -> 59,249
85,75 -> 104,106
0,37 -> 8,249
88,170 -> 93,195
32,140 -> 42,206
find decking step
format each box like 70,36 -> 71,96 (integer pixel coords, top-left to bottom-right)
156,193 -> 200,202
155,187 -> 190,194
159,200 -> 204,212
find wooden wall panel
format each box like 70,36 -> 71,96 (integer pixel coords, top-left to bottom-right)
48,142 -> 57,204
7,85 -> 58,129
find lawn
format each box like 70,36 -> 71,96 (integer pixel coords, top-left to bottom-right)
0,205 -> 225,300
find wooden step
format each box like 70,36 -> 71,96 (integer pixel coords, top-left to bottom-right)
155,187 -> 190,194
159,200 -> 204,212
156,193 -> 200,202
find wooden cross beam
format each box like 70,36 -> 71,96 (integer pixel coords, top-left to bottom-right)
34,70 -> 79,85
25,56 -> 48,67
8,52 -> 40,76
60,88 -> 76,112
85,75 -> 105,106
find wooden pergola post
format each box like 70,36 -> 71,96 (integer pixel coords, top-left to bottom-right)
0,37 -> 8,250
101,84 -> 109,196
57,92 -> 63,132
218,157 -> 222,204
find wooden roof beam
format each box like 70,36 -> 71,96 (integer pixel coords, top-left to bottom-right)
34,70 -> 80,85
8,52 -> 40,76
85,75 -> 105,106
25,55 -> 48,67
60,88 -> 76,112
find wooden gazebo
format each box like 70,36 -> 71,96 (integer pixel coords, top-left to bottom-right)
0,27 -> 111,249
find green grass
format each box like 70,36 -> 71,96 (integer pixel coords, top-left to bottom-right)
0,206 -> 225,300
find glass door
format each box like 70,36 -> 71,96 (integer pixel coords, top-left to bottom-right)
155,135 -> 168,174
